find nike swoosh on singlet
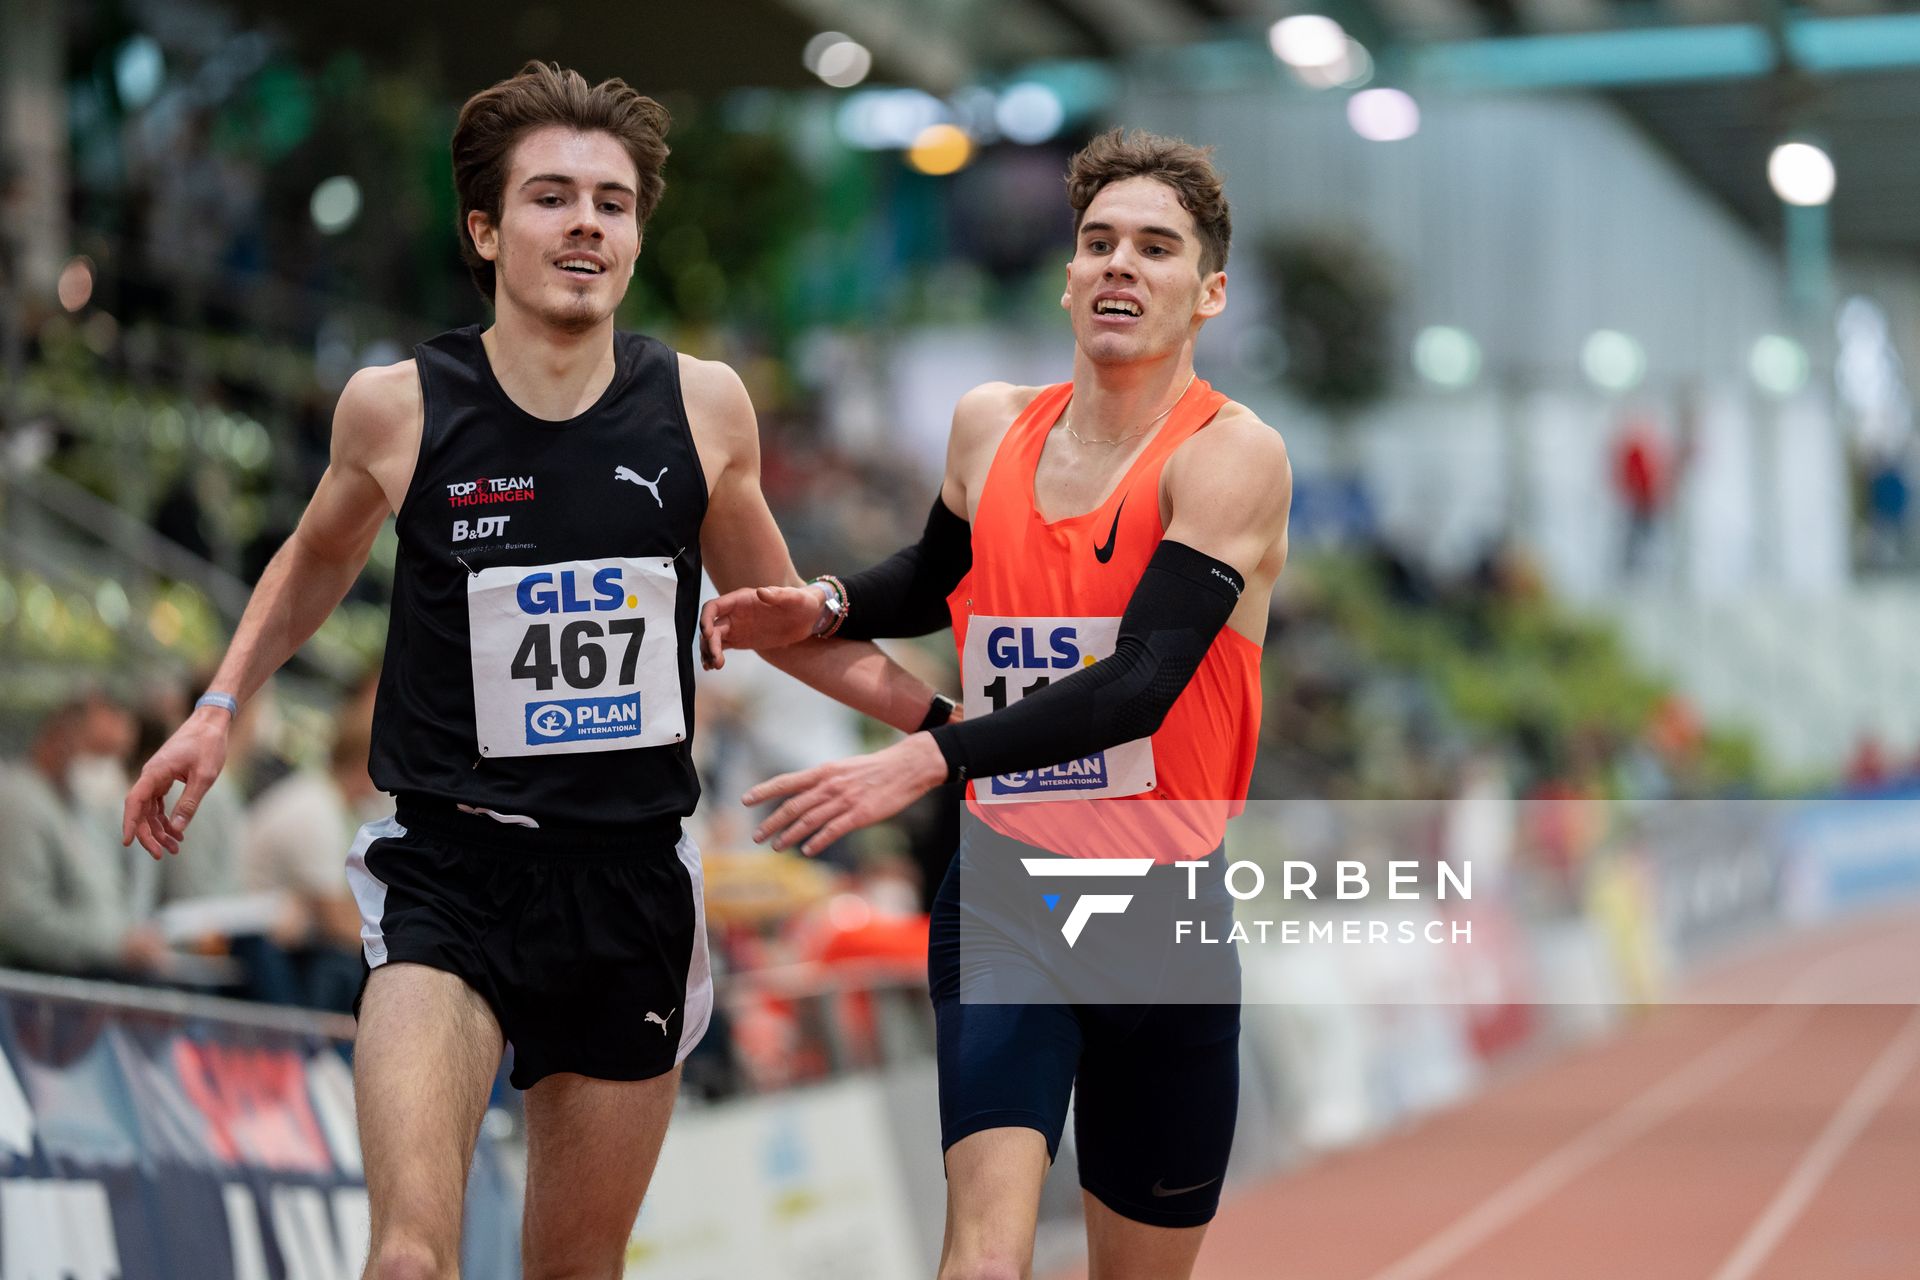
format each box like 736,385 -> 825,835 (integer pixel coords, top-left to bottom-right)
1151,1176 -> 1220,1198
1093,497 -> 1127,563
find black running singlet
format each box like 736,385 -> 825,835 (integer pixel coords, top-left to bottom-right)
368,326 -> 708,827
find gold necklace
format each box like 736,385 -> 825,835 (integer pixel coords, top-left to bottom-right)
1059,373 -> 1198,447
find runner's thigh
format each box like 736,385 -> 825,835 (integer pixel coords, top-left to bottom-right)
355,962 -> 505,1271
521,1067 -> 682,1279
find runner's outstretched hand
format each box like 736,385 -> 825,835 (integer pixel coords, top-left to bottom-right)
744,734 -> 949,856
700,584 -> 824,669
122,707 -> 229,859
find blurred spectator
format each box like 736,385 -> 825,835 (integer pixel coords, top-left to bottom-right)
1442,749 -> 1516,890
238,677 -> 389,1010
1863,452 -> 1911,570
1522,730 -> 1612,908
1612,415 -> 1674,574
0,695 -> 170,979
1846,734 -> 1889,790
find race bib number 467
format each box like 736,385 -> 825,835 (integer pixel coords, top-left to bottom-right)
467,557 -> 685,758
961,615 -> 1155,804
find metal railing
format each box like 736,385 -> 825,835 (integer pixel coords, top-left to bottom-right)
0,966 -> 357,1040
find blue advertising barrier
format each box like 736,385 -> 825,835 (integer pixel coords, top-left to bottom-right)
1779,785 -> 1920,922
0,970 -> 519,1279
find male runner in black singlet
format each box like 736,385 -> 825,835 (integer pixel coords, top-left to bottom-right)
123,64 -> 944,1279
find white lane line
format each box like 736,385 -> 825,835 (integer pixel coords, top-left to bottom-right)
1359,925 -> 1917,1280
1708,1008 -> 1920,1280
1362,1005 -> 1809,1280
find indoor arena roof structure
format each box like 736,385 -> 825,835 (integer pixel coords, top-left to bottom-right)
212,0 -> 1920,254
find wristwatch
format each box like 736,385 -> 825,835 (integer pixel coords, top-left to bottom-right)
808,575 -> 848,638
917,693 -> 958,732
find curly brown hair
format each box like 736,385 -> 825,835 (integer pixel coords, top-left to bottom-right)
1065,128 -> 1231,277
451,62 -> 671,301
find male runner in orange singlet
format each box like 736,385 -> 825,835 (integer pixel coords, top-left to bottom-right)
703,128 -> 1292,1280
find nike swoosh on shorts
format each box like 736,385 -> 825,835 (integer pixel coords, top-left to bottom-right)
1151,1176 -> 1220,1197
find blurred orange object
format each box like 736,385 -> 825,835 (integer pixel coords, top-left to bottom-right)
1646,693 -> 1703,761
699,848 -> 835,926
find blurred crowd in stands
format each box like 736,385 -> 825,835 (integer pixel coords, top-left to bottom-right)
0,671 -> 386,1012
10,465 -> 1912,1097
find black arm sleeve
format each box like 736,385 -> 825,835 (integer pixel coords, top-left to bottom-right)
927,540 -> 1245,782
836,496 -> 974,640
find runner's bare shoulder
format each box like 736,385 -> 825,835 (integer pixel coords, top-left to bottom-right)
952,381 -> 1041,441
325,359 -> 424,516
1183,399 -> 1288,475
1164,398 -> 1291,531
947,382 -> 1041,502
332,358 -> 424,468
675,353 -> 757,436
676,349 -> 738,391
674,354 -> 756,492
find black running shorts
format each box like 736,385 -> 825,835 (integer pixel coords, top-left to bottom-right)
344,797 -> 711,1090
929,824 -> 1242,1228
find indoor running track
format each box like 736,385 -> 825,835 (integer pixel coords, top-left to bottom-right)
1052,906 -> 1920,1280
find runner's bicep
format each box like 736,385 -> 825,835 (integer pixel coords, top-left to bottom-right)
700,468 -> 801,594
1162,429 -> 1291,581
294,363 -> 413,565
290,461 -> 391,568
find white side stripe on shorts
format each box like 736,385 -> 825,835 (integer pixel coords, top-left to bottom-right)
344,816 -> 407,968
675,831 -> 713,1063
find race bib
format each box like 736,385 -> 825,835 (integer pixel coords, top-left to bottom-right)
961,615 -> 1155,804
467,557 -> 686,758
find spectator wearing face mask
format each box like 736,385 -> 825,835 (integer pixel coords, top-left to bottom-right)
0,694 -> 171,979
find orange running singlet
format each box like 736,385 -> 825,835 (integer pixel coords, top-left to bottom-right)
947,378 -> 1262,863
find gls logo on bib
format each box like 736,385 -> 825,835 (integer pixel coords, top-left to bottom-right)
980,623 -> 1112,795
961,615 -> 1155,804
467,557 -> 685,758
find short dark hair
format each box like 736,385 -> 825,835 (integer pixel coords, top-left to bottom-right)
451,62 -> 671,300
1065,128 -> 1231,276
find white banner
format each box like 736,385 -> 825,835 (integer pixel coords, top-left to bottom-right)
626,1078 -> 921,1279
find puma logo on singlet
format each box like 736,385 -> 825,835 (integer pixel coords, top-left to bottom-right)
644,1008 -> 675,1034
1094,496 -> 1126,563
615,465 -> 668,508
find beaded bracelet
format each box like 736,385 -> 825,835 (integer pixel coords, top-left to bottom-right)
810,574 -> 850,639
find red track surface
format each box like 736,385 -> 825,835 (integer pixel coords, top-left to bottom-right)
1053,909 -> 1920,1280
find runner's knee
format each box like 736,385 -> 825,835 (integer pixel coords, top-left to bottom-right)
523,1261 -> 623,1280
522,1229 -> 628,1280
938,1254 -> 1026,1280
365,1235 -> 454,1280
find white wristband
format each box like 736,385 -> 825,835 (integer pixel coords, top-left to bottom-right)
195,691 -> 240,717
